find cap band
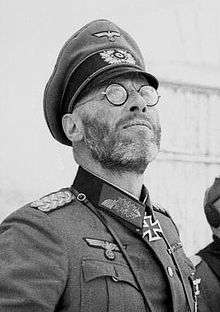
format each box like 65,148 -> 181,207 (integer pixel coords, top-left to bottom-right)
61,48 -> 143,113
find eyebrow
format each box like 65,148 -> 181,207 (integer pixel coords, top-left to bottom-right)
85,73 -> 150,97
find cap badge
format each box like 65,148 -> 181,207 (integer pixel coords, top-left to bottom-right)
100,49 -> 136,65
143,214 -> 163,242
93,30 -> 120,42
30,189 -> 75,212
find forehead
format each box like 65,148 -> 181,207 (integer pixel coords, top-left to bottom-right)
95,72 -> 149,89
73,72 -> 149,111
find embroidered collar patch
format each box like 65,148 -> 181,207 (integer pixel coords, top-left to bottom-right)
30,189 -> 75,212
99,183 -> 145,228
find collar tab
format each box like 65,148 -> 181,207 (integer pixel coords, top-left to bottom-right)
99,183 -> 145,228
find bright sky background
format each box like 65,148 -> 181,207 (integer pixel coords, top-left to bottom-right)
1,0 -> 220,225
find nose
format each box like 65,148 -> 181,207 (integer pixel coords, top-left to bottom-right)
127,92 -> 147,113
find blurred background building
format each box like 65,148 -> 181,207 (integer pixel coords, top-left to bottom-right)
1,0 -> 220,255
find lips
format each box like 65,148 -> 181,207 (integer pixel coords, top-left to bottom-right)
122,121 -> 152,130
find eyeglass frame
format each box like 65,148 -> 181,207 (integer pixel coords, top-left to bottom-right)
102,83 -> 160,107
74,82 -> 160,109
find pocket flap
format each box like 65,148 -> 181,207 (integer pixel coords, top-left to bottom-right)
82,259 -> 115,281
82,259 -> 139,290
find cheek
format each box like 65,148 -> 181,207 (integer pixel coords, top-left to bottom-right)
79,102 -> 122,131
93,108 -> 119,130
149,109 -> 160,126
95,109 -> 109,121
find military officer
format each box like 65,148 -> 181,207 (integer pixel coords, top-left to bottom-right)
191,177 -> 220,311
0,19 -> 199,311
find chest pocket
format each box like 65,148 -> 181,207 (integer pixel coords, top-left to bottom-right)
80,258 -> 145,312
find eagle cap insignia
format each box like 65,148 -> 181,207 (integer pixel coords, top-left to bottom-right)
30,189 -> 75,212
100,49 -> 136,65
92,30 -> 120,42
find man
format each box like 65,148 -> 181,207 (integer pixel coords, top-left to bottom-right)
191,177 -> 220,311
0,19 -> 199,311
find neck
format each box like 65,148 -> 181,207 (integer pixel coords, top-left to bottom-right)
77,157 -> 145,199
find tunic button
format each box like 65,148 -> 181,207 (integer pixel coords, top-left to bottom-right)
77,193 -> 86,201
167,266 -> 174,277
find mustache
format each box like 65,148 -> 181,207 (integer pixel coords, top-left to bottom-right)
115,114 -> 154,130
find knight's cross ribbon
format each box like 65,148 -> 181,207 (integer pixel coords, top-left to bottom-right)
143,214 -> 163,241
193,278 -> 201,296
192,277 -> 201,312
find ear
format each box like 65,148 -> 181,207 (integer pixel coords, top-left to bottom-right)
62,113 -> 83,143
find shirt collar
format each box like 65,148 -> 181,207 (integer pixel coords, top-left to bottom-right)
72,166 -> 152,229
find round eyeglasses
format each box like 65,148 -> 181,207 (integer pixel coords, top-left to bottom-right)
101,83 -> 160,107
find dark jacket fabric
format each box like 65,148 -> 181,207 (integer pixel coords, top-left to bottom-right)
198,236 -> 220,281
0,166 -> 197,311
196,237 -> 220,312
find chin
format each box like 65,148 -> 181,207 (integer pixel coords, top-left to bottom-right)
99,142 -> 159,174
83,123 -> 160,174
119,136 -> 159,160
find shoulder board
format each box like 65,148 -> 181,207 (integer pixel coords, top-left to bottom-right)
152,201 -> 169,216
30,188 -> 75,212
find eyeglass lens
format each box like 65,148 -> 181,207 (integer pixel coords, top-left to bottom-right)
103,84 -> 159,106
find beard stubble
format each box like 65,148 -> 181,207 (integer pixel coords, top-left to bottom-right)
79,114 -> 161,174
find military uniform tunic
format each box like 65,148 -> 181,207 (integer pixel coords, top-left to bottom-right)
0,166 -> 197,311
192,236 -> 220,311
